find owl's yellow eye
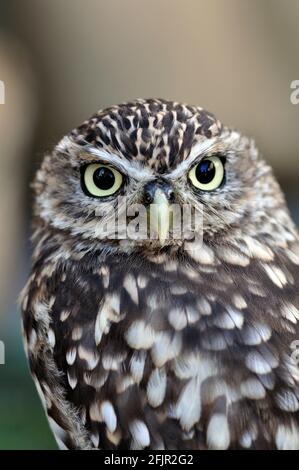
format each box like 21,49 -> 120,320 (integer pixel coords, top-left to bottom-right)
82,163 -> 123,197
188,156 -> 224,191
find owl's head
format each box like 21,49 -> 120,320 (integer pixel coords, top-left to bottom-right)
34,99 -> 285,256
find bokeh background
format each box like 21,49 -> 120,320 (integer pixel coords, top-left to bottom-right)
0,0 -> 299,449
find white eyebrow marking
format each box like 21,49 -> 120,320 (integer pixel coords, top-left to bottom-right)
85,146 -> 154,180
84,147 -> 154,181
167,138 -> 219,180
56,136 -> 154,181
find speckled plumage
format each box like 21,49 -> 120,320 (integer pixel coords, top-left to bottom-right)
21,99 -> 299,449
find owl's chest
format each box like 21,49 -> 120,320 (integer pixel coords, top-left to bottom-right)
54,260 -> 199,353
51,258 -> 216,395
51,255 -> 245,380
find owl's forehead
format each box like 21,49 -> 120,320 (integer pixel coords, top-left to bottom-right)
69,99 -> 223,173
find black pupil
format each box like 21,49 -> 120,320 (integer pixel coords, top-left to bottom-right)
93,167 -> 115,190
195,160 -> 216,184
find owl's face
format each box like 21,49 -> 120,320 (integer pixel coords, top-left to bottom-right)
34,99 -> 283,256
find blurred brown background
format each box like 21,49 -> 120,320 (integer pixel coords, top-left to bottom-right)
0,0 -> 298,449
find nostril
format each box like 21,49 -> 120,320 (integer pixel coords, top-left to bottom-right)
144,191 -> 153,204
167,189 -> 175,202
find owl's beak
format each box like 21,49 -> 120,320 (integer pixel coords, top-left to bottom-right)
149,189 -> 171,245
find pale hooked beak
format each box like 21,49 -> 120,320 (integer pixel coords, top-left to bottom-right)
149,189 -> 171,245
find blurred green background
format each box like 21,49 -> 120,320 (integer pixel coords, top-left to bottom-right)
0,0 -> 299,449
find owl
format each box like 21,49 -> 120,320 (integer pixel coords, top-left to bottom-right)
21,98 -> 299,450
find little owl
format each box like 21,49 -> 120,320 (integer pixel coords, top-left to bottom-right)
21,99 -> 299,450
